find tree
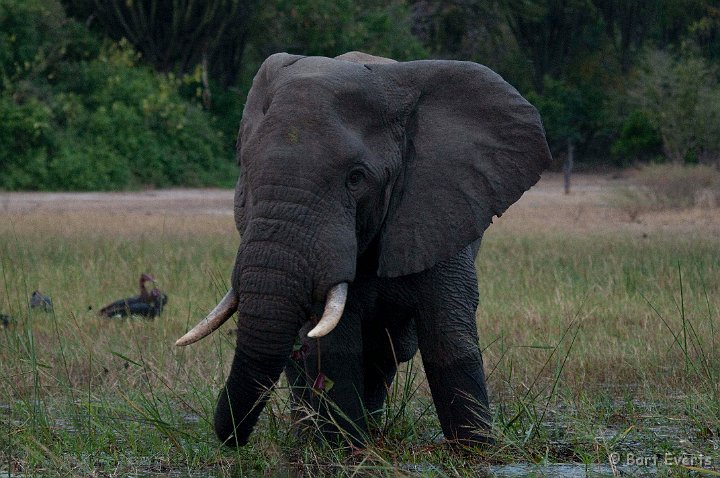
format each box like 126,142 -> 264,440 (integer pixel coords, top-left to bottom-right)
77,0 -> 258,87
688,4 -> 720,61
631,49 -> 720,165
528,76 -> 602,190
245,0 -> 426,62
501,0 -> 604,92
650,0 -> 708,48
409,1 -> 508,65
591,0 -> 654,72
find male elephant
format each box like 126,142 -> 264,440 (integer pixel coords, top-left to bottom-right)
176,51 -> 552,446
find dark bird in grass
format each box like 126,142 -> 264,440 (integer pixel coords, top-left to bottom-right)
99,274 -> 168,319
30,290 -> 53,312
1,314 -> 13,328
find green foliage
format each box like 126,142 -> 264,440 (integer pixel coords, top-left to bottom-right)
0,95 -> 53,189
527,77 -> 602,155
629,49 -> 720,165
500,0 -> 720,165
7,0 -> 720,186
67,0 -> 259,87
248,0 -> 426,61
52,42 -> 234,188
610,110 -> 663,165
0,0 -> 235,191
0,0 -> 61,87
202,85 -> 245,146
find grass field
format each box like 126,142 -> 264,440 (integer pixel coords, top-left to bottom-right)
1,174 -> 719,477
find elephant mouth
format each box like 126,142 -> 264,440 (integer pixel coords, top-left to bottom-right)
175,282 -> 348,346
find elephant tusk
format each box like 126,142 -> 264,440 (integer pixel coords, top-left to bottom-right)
175,289 -> 238,346
307,283 -> 348,338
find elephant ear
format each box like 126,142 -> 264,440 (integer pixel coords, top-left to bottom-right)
374,60 -> 552,277
234,53 -> 305,233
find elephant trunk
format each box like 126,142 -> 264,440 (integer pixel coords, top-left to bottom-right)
214,239 -> 309,446
212,188 -> 357,445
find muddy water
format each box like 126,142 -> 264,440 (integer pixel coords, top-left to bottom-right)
487,463 -> 656,477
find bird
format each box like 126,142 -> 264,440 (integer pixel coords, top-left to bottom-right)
29,290 -> 53,312
99,273 -> 168,319
1,314 -> 13,328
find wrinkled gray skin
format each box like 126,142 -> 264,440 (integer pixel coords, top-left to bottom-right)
214,51 -> 552,447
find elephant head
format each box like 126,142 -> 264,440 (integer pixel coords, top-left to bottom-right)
176,52 -> 551,446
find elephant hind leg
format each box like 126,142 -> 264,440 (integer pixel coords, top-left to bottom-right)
362,301 -> 418,419
292,307 -> 368,446
363,360 -> 397,419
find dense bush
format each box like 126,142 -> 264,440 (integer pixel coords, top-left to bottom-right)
0,95 -> 54,188
0,0 -> 235,191
610,110 -> 663,165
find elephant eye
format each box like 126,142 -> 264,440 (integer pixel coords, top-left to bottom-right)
346,169 -> 365,189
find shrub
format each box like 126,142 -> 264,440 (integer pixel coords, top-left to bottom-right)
629,49 -> 720,166
0,94 -> 53,189
613,164 -> 720,219
610,110 -> 663,164
0,0 -> 100,90
0,0 -> 235,191
0,0 -> 63,88
49,140 -> 130,190
50,41 -> 235,189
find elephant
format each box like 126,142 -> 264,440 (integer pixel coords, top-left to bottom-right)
176,51 -> 552,447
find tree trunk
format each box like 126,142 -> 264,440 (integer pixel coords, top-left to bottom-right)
564,139 -> 574,195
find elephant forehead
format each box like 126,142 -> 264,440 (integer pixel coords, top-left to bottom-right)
248,98 -> 362,146
245,75 -> 389,154
271,67 -> 386,115
239,116 -> 364,186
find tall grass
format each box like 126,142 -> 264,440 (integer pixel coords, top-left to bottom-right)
1,206 -> 719,475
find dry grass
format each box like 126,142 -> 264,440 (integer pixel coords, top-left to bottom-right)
5,210 -> 233,239
610,164 -> 720,221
